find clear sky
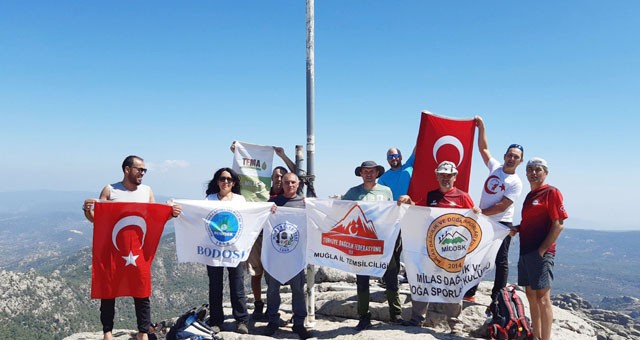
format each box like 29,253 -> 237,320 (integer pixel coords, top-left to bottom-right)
1,1 -> 638,230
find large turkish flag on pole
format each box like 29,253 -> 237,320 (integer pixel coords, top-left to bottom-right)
91,202 -> 172,299
408,112 -> 476,206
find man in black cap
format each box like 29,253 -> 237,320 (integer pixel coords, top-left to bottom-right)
342,161 -> 403,331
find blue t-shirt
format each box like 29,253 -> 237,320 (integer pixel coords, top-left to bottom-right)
378,153 -> 414,200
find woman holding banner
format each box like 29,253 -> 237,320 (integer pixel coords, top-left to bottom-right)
204,167 -> 250,334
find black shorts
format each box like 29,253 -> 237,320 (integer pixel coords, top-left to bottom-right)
517,251 -> 554,290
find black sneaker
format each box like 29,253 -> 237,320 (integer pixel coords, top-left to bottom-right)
263,322 -> 279,336
292,324 -> 313,340
252,301 -> 266,321
236,321 -> 249,334
401,319 -> 423,327
389,314 -> 404,324
355,317 -> 372,332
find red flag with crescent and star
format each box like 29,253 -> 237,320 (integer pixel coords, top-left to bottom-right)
408,112 -> 476,206
91,202 -> 172,299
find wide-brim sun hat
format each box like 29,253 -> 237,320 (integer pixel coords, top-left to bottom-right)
355,160 -> 385,178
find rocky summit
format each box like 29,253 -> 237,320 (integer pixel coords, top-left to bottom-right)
62,268 -> 639,340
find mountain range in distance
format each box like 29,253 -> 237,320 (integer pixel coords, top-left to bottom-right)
0,190 -> 638,306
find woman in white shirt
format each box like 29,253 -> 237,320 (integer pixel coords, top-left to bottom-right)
204,168 -> 249,334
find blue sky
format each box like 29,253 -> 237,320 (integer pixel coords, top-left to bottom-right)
1,1 -> 638,230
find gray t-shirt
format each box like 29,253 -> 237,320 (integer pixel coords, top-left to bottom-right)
342,183 -> 393,202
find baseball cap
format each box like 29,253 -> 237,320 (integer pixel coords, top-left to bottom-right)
527,157 -> 548,170
435,161 -> 458,174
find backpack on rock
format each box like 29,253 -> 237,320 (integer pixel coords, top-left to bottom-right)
487,285 -> 533,340
165,304 -> 222,340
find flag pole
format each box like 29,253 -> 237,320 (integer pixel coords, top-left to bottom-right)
305,0 -> 317,328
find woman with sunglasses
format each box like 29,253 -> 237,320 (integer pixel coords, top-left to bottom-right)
204,167 -> 249,334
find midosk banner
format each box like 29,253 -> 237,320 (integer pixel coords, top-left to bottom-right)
306,199 -> 401,277
400,205 -> 509,303
232,141 -> 274,202
261,207 -> 307,284
173,199 -> 272,267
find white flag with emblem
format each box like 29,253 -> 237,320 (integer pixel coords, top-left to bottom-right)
306,198 -> 401,277
400,205 -> 509,303
261,207 -> 307,284
173,199 -> 272,267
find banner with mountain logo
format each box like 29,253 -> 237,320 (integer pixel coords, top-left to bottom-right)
232,141 -> 274,202
173,199 -> 272,267
91,202 -> 172,299
261,207 -> 308,284
305,199 -> 401,277
399,205 -> 509,303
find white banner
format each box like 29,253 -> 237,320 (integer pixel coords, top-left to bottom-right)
400,206 -> 509,303
306,199 -> 401,277
261,207 -> 307,284
173,199 -> 272,267
232,141 -> 274,202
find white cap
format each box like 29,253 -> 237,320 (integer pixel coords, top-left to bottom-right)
527,157 -> 548,170
435,161 -> 458,174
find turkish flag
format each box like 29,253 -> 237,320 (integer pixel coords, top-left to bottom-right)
408,112 -> 476,206
91,202 -> 172,299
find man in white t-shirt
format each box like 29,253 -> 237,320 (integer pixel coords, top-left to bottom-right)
463,117 -> 524,306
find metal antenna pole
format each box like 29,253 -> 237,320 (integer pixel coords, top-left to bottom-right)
305,0 -> 317,328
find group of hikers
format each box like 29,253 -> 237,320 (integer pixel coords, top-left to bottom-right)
83,115 -> 567,340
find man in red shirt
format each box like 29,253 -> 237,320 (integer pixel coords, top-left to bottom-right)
398,160 -> 478,335
516,157 -> 568,340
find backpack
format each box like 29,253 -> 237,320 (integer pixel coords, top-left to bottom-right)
487,285 -> 534,340
165,304 -> 222,340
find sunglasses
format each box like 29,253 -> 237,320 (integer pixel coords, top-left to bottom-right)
218,177 -> 234,183
387,154 -> 401,160
131,166 -> 148,174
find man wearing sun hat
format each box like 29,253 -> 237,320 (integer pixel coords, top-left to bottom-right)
397,160 -> 478,335
516,157 -> 567,340
343,161 -> 404,331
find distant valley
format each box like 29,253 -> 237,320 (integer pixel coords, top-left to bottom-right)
0,190 -> 638,338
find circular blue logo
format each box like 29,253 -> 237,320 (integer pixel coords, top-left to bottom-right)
205,209 -> 243,246
270,222 -> 300,254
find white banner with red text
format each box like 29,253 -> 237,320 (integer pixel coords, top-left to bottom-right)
306,199 -> 401,277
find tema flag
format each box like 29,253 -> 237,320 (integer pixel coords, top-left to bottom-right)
408,112 -> 476,206
232,141 -> 275,202
173,199 -> 272,267
91,202 -> 172,299
399,205 -> 509,303
306,199 -> 401,277
261,207 -> 307,284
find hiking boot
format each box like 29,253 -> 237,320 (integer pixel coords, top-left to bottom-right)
251,301 -> 266,321
463,296 -> 476,303
235,321 -> 249,334
401,318 -> 423,327
263,322 -> 279,336
389,314 -> 404,324
355,314 -> 372,332
292,324 -> 313,340
210,324 -> 222,333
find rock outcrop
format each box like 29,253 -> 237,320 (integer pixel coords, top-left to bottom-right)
64,278 -> 624,340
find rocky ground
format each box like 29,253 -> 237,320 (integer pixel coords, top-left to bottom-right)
64,268 -> 638,340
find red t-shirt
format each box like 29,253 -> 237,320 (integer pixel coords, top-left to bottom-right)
519,184 -> 568,255
425,187 -> 475,209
